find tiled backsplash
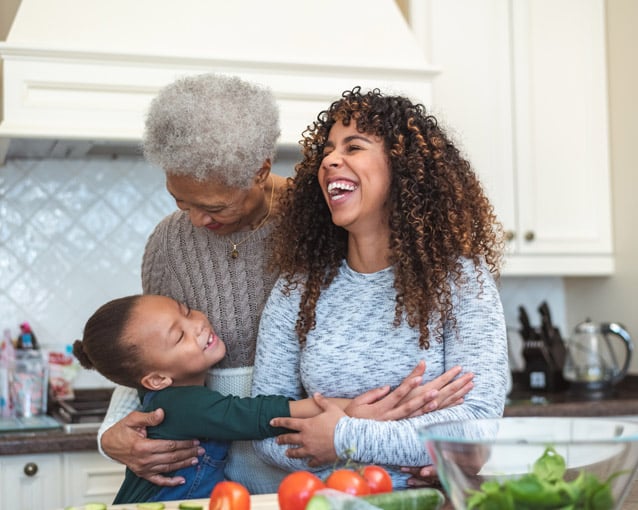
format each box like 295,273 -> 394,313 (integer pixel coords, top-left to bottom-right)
0,157 -> 566,386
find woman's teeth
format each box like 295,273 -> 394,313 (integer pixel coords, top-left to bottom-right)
327,180 -> 357,199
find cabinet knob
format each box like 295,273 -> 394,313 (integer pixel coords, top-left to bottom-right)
23,462 -> 38,477
505,230 -> 515,242
524,231 -> 535,242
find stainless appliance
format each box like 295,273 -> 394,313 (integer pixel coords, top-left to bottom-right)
563,319 -> 633,398
49,388 -> 113,424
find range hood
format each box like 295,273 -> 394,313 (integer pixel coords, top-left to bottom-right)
0,0 -> 437,162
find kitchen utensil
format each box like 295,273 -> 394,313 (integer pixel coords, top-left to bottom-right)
563,319 -> 633,398
419,417 -> 638,510
520,302 -> 567,392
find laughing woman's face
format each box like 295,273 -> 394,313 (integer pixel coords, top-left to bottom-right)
318,121 -> 392,235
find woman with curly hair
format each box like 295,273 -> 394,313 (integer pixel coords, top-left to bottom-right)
252,87 -> 509,489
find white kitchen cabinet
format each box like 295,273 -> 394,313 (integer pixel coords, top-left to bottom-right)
0,451 -> 125,509
0,453 -> 64,510
414,0 -> 613,275
63,451 -> 125,506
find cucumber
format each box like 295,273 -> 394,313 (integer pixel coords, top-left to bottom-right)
178,503 -> 204,510
64,505 -> 107,510
136,503 -> 166,510
307,488 -> 445,510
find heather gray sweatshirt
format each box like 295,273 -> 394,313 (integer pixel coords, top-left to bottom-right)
252,257 -> 508,489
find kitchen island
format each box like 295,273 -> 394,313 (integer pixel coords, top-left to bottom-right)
60,486 -> 638,510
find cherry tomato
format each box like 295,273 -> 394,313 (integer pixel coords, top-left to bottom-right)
360,465 -> 393,494
325,469 -> 371,496
209,480 -> 250,510
278,471 -> 326,510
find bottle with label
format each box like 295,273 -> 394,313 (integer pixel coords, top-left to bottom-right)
1,329 -> 17,417
16,322 -> 39,350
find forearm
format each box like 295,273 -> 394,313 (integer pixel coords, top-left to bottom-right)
289,397 -> 350,418
97,385 -> 140,458
253,436 -> 314,472
334,402 -> 494,467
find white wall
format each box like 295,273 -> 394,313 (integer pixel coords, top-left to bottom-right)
564,0 -> 638,373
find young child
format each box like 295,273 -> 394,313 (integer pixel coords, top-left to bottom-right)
74,294 -> 429,503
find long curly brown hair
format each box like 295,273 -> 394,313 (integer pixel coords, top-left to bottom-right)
271,87 -> 504,348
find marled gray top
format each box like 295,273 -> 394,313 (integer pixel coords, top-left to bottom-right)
252,257 -> 508,489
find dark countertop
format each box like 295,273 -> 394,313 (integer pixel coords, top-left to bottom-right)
0,427 -> 99,456
3,375 -> 638,456
505,372 -> 638,417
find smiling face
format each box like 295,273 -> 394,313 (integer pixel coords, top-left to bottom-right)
318,120 -> 392,236
166,164 -> 270,234
125,295 -> 226,389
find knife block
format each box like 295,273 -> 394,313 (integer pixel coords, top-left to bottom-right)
522,339 -> 567,392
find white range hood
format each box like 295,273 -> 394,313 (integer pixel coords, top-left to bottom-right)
0,0 -> 437,161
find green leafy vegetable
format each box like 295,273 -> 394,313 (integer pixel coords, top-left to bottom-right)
466,446 -> 624,510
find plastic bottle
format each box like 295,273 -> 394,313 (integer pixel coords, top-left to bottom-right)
0,329 -> 16,417
16,322 -> 39,350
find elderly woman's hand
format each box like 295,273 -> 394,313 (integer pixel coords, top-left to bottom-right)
101,408 -> 204,486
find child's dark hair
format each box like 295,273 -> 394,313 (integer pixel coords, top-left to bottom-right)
73,295 -> 146,389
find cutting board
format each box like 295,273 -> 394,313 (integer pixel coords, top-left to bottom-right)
97,493 -> 279,510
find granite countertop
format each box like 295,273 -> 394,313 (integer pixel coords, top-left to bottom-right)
505,373 -> 638,417
3,375 -> 638,456
0,426 -> 99,456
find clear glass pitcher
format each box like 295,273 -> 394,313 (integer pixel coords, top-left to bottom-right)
563,319 -> 633,390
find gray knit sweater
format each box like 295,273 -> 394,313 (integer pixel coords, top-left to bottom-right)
99,210 -> 288,493
252,257 -> 508,490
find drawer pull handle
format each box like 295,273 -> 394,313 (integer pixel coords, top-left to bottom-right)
24,462 -> 38,477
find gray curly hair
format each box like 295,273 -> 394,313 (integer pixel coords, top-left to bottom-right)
143,73 -> 281,189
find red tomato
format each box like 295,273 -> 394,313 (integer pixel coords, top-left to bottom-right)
325,469 -> 371,496
278,471 -> 326,510
209,481 -> 250,510
360,465 -> 393,494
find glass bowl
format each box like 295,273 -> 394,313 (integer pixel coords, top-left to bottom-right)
418,417 -> 638,510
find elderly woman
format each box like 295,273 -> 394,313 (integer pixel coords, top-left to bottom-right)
97,75 -> 473,494
98,73 -> 290,493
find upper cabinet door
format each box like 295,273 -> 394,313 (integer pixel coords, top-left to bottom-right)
412,0 -> 613,275
511,0 -> 612,257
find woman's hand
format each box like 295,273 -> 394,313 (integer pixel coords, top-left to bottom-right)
409,365 -> 474,413
343,360 -> 434,420
270,393 -> 344,467
344,361 -> 474,421
101,408 -> 204,486
400,465 -> 441,487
